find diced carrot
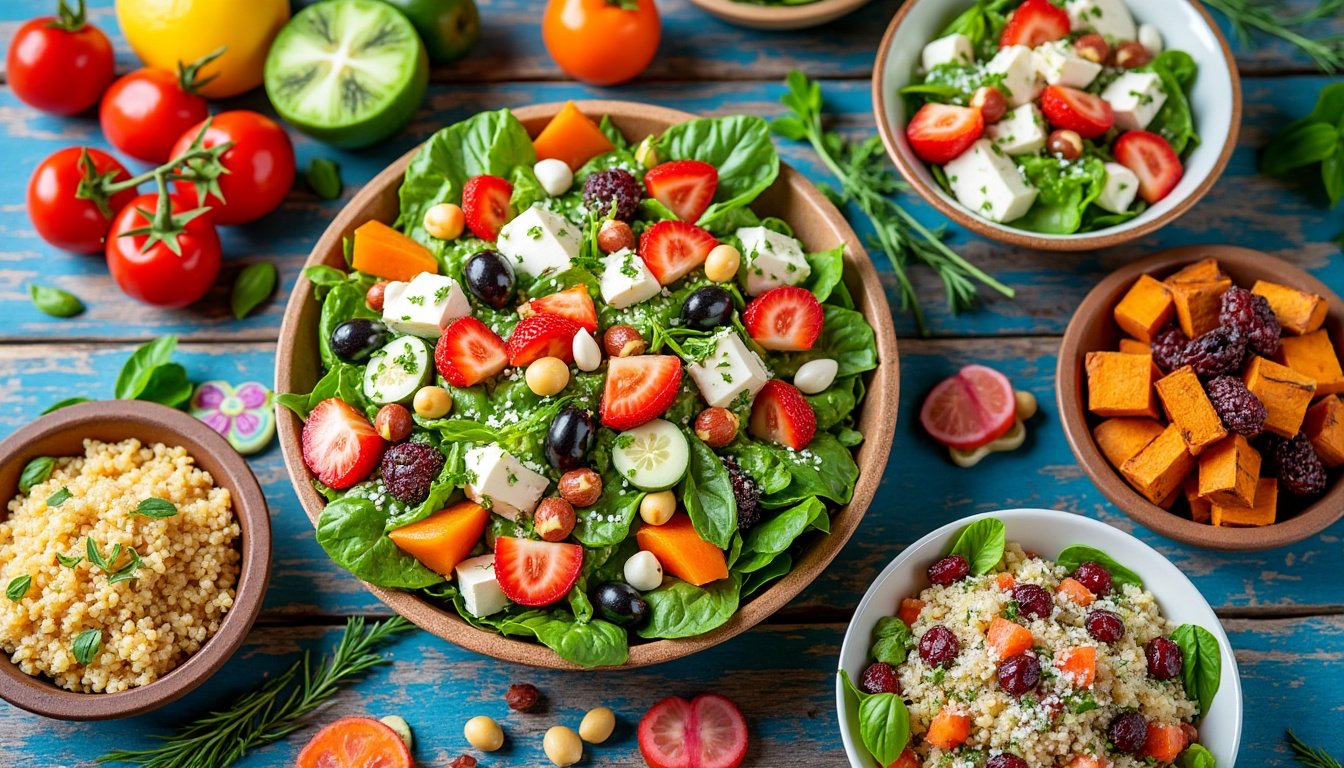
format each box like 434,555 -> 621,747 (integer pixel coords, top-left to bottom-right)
1057,576 -> 1095,606
986,617 -> 1034,659
1055,646 -> 1097,688
995,572 -> 1015,590
925,708 -> 971,750
531,101 -> 616,170
636,513 -> 728,586
1143,722 -> 1188,762
351,220 -> 438,282
898,598 -> 924,627
387,501 -> 489,577
888,748 -> 919,768
1066,756 -> 1107,768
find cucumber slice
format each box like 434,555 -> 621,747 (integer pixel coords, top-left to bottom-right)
612,419 -> 689,491
264,0 -> 428,149
363,336 -> 431,405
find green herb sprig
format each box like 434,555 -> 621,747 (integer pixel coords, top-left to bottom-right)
1288,730 -> 1343,768
1262,83 -> 1344,207
86,538 -> 143,584
1204,0 -> 1344,74
5,576 -> 31,602
29,283 -> 86,318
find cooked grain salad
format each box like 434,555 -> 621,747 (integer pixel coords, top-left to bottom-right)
0,439 -> 240,693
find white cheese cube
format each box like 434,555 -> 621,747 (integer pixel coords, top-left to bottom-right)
921,34 -> 974,71
454,554 -> 507,617
380,272 -> 472,339
1035,41 -> 1102,89
496,204 -> 580,279
986,105 -> 1047,156
1096,162 -> 1140,214
986,46 -> 1044,107
1101,71 -> 1167,131
686,331 -> 770,408
736,226 -> 811,296
599,248 -> 661,309
944,139 -> 1038,224
1067,0 -> 1136,41
464,445 -> 550,522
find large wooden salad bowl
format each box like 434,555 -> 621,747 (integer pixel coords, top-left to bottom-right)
276,101 -> 899,669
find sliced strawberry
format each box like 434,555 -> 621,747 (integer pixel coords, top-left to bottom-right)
644,160 -> 719,223
638,694 -> 748,768
301,398 -> 385,489
1113,130 -> 1183,204
435,316 -> 508,387
601,355 -> 683,430
1040,85 -> 1114,140
494,537 -> 583,607
639,220 -> 719,286
906,103 -> 984,164
521,285 -> 598,332
506,312 -> 581,366
743,286 -> 824,352
749,380 -> 816,450
461,175 -> 513,241
1000,0 -> 1070,48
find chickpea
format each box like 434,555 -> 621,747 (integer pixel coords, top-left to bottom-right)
526,356 -> 571,397
464,715 -> 504,751
704,244 -> 741,283
1014,390 -> 1038,421
543,725 -> 583,767
639,490 -> 676,526
413,385 -> 452,419
424,203 -> 465,241
579,707 -> 616,744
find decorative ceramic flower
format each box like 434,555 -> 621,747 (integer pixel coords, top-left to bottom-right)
189,380 -> 274,455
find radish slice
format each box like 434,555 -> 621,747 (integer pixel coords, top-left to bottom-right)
919,364 -> 1018,451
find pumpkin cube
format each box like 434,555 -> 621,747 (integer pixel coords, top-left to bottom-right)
1252,280 -> 1327,335
1183,477 -> 1212,524
1212,478 -> 1278,527
1121,423 -> 1197,505
1093,418 -> 1165,469
1086,352 -> 1160,418
1170,278 -> 1232,338
1164,258 -> 1224,286
1155,366 -> 1228,454
1243,356 -> 1317,438
1197,434 -> 1261,507
1304,396 -> 1344,468
1119,339 -> 1152,355
1276,329 -> 1343,395
1114,275 -> 1175,343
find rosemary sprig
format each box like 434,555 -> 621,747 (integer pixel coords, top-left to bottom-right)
1204,0 -> 1344,73
772,71 -> 1014,336
97,616 -> 415,768
1288,729 -> 1344,768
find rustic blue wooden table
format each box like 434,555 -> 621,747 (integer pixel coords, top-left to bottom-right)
1,0 -> 1341,765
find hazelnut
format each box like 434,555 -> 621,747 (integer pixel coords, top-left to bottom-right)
534,498 -> 576,542
449,756 -> 478,768
1073,34 -> 1109,64
1047,129 -> 1083,161
597,219 -> 635,254
558,468 -> 603,507
969,86 -> 1007,124
1113,40 -> 1151,69
603,324 -> 646,357
694,407 -> 739,447
366,281 -> 389,312
506,682 -> 542,712
374,404 -> 413,442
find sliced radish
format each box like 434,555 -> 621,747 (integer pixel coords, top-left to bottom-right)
638,694 -> 748,768
919,364 -> 1017,451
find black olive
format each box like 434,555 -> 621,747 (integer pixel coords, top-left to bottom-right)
463,249 -> 516,309
330,319 -> 387,362
544,407 -> 595,471
681,286 -> 734,330
593,581 -> 648,627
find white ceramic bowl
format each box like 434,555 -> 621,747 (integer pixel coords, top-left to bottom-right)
873,0 -> 1241,251
836,509 -> 1243,767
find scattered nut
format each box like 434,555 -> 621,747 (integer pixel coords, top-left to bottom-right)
694,407 -> 739,447
1014,390 -> 1038,421
534,497 -> 577,542
506,682 -> 542,712
424,202 -> 465,241
1047,129 -> 1083,161
603,324 -> 646,357
639,490 -> 677,526
1073,33 -> 1109,64
366,280 -> 389,312
579,706 -> 617,744
464,715 -> 504,752
449,756 -> 478,768
704,244 -> 741,283
558,468 -> 603,507
793,358 -> 839,394
623,550 -> 664,592
413,385 -> 452,419
572,329 -> 602,372
970,86 -> 1007,124
379,715 -> 413,749
526,356 -> 571,397
1113,40 -> 1151,69
543,725 -> 584,767
597,219 -> 636,254
375,404 -> 413,442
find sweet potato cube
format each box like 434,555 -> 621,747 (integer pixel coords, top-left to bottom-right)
1086,352 -> 1160,418
1093,418 -> 1165,469
1197,434 -> 1261,507
1276,329 -> 1344,395
1170,278 -> 1232,338
1164,259 -> 1224,286
1212,478 -> 1278,527
1155,366 -> 1228,454
1184,477 -> 1212,524
1304,396 -> 1344,468
1244,356 -> 1317,438
1119,339 -> 1152,355
1121,423 -> 1197,505
1252,280 -> 1327,335
1114,275 -> 1175,343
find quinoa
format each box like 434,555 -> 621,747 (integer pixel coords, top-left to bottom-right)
0,439 -> 240,693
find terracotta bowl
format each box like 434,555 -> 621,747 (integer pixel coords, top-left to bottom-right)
0,401 -> 271,720
687,0 -> 871,30
1058,245 -> 1344,551
872,0 -> 1241,251
276,100 -> 900,669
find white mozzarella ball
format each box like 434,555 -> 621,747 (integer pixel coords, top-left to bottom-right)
623,551 -> 664,592
534,158 -> 574,197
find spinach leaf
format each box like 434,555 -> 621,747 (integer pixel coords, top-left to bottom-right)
1171,624 -> 1221,717
29,283 -> 85,318
806,375 -> 860,431
759,433 -> 859,508
306,157 -> 342,199
526,266 -> 600,300
316,497 -> 444,589
637,575 -> 741,640
740,553 -> 791,598
735,498 -> 826,573
655,116 -> 779,229
1014,155 -> 1108,234
114,336 -> 179,401
702,204 -> 761,236
509,165 -> 548,214
1145,51 -> 1200,157
681,433 -> 737,549
1056,545 -> 1143,588
41,397 -> 91,414
772,306 -> 877,378
499,612 -> 629,668
946,517 -> 1006,575
726,439 -> 791,495
597,115 -> 630,150
572,472 -> 643,547
859,692 -> 911,765
803,246 -> 845,302
937,0 -> 1014,59
231,262 -> 278,320
18,457 -> 55,493
1176,744 -> 1216,768
872,617 -> 913,666
278,363 -> 368,418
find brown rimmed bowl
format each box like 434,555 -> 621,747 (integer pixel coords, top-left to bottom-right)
0,400 -> 271,720
687,0 -> 870,30
872,0 -> 1241,251
275,100 -> 900,669
1058,245 -> 1344,551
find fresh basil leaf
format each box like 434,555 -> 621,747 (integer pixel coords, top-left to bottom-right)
114,336 -> 178,400
47,488 -> 71,507
1176,743 -> 1216,768
636,575 -> 741,640
107,548 -> 142,584
872,617 -> 913,665
740,552 -> 791,598
72,629 -> 102,665
655,116 -> 779,229
803,245 -> 845,302
858,691 -> 910,765
56,553 -> 83,568
1056,545 -> 1143,588
29,283 -> 85,318
681,433 -> 737,549
6,575 -> 31,602
41,397 -> 92,414
498,612 -> 629,668
231,262 -> 278,320
1262,122 -> 1339,175
1171,623 -> 1221,717
1301,82 -> 1344,128
133,498 -> 178,519
136,362 -> 193,408
18,457 -> 54,493
278,363 -> 370,419
316,497 -> 445,589
306,157 -> 342,200
946,518 -> 1006,575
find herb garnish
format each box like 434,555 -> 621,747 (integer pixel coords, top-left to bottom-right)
1204,0 -> 1344,74
86,538 -> 143,584
1262,83 -> 1344,207
29,283 -> 86,318
18,457 -> 55,494
133,498 -> 179,519
1287,729 -> 1343,768
230,262 -> 278,320
47,487 -> 72,507
72,628 -> 102,665
5,575 -> 31,602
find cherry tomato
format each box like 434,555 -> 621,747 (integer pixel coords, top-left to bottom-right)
100,68 -> 210,164
542,0 -> 660,86
169,111 -> 296,226
6,3 -> 114,115
106,192 -> 221,308
28,147 -> 138,254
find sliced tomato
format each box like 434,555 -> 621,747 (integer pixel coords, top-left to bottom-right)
749,380 -> 817,450
522,285 -> 598,332
1000,0 -> 1070,48
742,286 -> 824,352
918,364 -> 1017,451
639,220 -> 719,286
435,316 -> 508,387
494,536 -> 583,607
296,717 -> 412,768
906,103 -> 984,164
644,160 -> 718,223
462,174 -> 513,240
600,355 -> 682,430
1113,130 -> 1183,204
507,312 -> 581,366
638,694 -> 748,768
1040,85 -> 1114,140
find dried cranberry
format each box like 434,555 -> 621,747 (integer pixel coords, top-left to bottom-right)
582,168 -> 642,222
1151,324 -> 1189,373
928,554 -> 970,585
1146,637 -> 1183,680
1206,375 -> 1267,436
1012,583 -> 1053,620
1072,561 -> 1113,597
917,625 -> 961,668
1267,432 -> 1328,497
449,756 -> 478,768
861,661 -> 901,694
997,654 -> 1042,698
506,682 -> 542,712
1181,326 -> 1246,378
1109,711 -> 1149,754
1220,286 -> 1281,357
1085,609 -> 1126,643
986,755 -> 1029,768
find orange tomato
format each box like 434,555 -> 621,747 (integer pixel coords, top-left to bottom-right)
542,0 -> 660,86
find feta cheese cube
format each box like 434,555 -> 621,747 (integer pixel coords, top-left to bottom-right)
1096,162 -> 1140,214
380,272 -> 472,339
464,445 -> 550,521
1067,0 -> 1136,42
1035,41 -> 1102,89
986,104 -> 1047,156
496,204 -> 580,278
944,139 -> 1038,223
686,331 -> 770,408
986,46 -> 1043,107
1101,71 -> 1167,131
600,248 -> 661,309
454,554 -> 507,617
922,34 -> 974,71
736,226 -> 811,296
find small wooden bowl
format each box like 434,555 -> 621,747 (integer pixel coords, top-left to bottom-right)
276,100 -> 900,669
0,401 -> 271,720
686,0 -> 871,30
1058,245 -> 1344,551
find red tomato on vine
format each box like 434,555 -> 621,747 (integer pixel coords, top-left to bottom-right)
105,187 -> 222,308
6,0 -> 114,115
